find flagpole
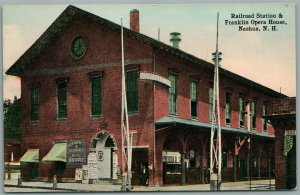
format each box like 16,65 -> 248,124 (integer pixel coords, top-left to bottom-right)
120,18 -> 132,191
120,18 -> 126,191
210,12 -> 222,191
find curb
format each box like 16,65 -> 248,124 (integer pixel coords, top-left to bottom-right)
4,184 -> 84,192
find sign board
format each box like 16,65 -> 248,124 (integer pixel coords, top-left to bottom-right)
98,151 -> 104,161
140,72 -> 171,87
87,152 -> 98,180
112,151 -> 118,179
272,98 -> 296,114
67,140 -> 87,168
75,168 -> 82,182
82,165 -> 89,184
162,151 -> 181,164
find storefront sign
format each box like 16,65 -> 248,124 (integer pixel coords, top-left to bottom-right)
162,151 -> 181,164
88,152 -> 98,180
67,140 -> 87,168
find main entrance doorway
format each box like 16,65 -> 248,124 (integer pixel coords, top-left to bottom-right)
92,132 -> 118,180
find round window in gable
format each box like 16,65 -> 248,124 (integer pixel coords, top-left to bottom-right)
71,36 -> 88,59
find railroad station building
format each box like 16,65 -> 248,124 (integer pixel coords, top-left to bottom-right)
6,6 -> 288,186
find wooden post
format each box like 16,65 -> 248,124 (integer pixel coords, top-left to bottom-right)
200,154 -> 205,184
7,163 -> 11,180
233,154 -> 237,182
246,156 -> 250,181
181,153 -> 186,185
257,157 -> 261,178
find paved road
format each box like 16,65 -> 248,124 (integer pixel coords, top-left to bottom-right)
4,179 -> 275,192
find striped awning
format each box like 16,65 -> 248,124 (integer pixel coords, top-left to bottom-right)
284,130 -> 296,156
42,142 -> 66,162
285,130 -> 296,136
20,149 -> 39,163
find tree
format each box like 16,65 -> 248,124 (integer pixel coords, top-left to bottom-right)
4,96 -> 21,140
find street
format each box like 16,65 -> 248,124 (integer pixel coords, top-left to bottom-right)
4,179 -> 275,192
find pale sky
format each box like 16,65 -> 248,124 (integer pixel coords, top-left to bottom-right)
2,4 -> 296,100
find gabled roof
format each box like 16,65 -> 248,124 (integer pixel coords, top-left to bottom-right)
6,5 -> 286,98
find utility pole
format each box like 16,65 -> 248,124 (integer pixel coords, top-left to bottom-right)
210,12 -> 222,191
120,18 -> 133,191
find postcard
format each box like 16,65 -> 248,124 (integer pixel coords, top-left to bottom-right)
3,3 -> 296,192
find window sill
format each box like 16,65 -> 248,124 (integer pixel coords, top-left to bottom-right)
169,113 -> 178,117
128,111 -> 138,116
91,115 -> 102,118
57,118 -> 67,121
191,117 -> 198,121
30,121 -> 39,125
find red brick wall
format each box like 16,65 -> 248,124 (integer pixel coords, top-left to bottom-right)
153,50 -> 276,135
20,15 -> 155,179
275,128 -> 286,189
4,142 -> 21,163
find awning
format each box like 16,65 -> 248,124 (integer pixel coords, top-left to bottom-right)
155,116 -> 274,139
284,130 -> 296,156
42,142 -> 66,162
20,149 -> 39,163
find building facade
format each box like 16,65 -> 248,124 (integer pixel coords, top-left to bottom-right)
6,6 -> 286,186
265,98 -> 296,189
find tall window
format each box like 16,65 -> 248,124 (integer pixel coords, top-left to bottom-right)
30,87 -> 39,122
169,74 -> 178,115
56,79 -> 68,119
225,92 -> 231,125
251,100 -> 257,130
262,104 -> 268,132
91,76 -> 102,116
190,81 -> 198,118
126,70 -> 138,113
239,97 -> 245,128
209,87 -> 213,121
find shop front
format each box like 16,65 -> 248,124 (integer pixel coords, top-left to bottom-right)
20,149 -> 39,180
162,151 -> 182,184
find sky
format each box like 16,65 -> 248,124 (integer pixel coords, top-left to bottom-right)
2,3 -> 296,100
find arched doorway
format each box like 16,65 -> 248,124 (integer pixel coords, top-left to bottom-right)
91,132 -> 118,180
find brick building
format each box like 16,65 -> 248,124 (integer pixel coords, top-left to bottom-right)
6,6 -> 287,186
265,98 -> 296,189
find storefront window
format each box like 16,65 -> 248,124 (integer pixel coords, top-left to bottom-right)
165,164 -> 181,174
55,161 -> 66,175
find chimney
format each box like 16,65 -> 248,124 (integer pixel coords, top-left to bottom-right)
170,32 -> 181,48
130,9 -> 139,33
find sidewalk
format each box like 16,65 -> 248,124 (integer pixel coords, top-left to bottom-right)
4,179 -> 275,192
